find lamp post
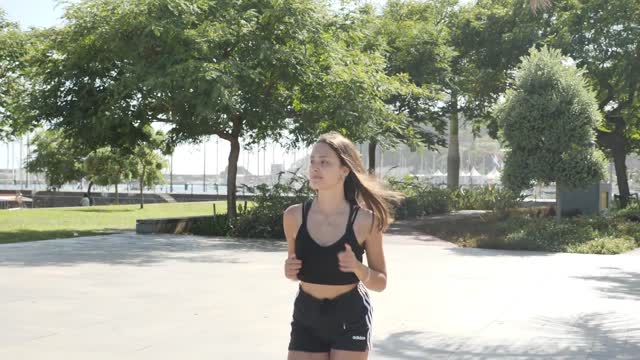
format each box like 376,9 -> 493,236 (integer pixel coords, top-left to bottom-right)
203,139 -> 207,192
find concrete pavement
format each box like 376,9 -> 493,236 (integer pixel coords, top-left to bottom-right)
1,226 -> 639,359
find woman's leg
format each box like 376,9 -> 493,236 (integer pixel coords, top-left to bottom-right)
289,287 -> 332,359
330,284 -> 372,359
329,349 -> 368,360
288,351 -> 330,360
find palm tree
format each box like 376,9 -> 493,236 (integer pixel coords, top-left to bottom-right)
530,0 -> 552,13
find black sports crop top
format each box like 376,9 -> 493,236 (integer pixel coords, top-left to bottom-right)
295,200 -> 365,285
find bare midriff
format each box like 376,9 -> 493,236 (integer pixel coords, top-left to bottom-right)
300,281 -> 358,300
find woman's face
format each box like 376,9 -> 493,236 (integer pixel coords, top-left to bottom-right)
309,142 -> 349,191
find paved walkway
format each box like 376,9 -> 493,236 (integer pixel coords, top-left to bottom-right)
1,226 -> 639,359
623,247 -> 640,256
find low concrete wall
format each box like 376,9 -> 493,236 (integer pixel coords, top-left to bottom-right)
136,215 -> 212,234
29,191 -> 167,208
0,190 -> 258,208
168,194 -> 255,202
169,194 -> 224,202
521,199 -> 556,207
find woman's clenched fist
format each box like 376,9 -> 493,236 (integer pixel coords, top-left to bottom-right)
284,254 -> 302,281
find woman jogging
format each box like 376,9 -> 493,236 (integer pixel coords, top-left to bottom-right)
283,132 -> 402,360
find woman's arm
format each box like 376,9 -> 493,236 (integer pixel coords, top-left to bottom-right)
355,211 -> 387,292
283,204 -> 303,281
283,204 -> 301,255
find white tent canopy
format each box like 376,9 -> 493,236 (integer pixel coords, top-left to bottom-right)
486,167 -> 501,179
470,167 -> 483,177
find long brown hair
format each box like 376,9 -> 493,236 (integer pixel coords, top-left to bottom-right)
316,132 -> 404,232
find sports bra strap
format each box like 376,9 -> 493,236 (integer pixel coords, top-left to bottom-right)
301,200 -> 312,226
346,205 -> 360,230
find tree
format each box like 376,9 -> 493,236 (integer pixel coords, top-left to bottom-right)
495,47 -> 606,219
548,0 -> 640,208
366,0 -> 451,174
28,0 -> 411,219
529,0 -> 552,13
84,148 -> 135,205
25,130 -> 85,191
27,129 -> 166,207
445,0 -> 549,189
84,128 -> 168,209
0,8 -> 31,140
130,128 -> 169,209
259,2 -> 437,174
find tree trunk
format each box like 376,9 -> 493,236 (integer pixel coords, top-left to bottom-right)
139,166 -> 146,210
87,181 -> 94,206
555,182 -> 561,222
368,140 -> 377,175
115,184 -> 119,205
447,95 -> 460,189
596,118 -> 631,208
220,114 -> 244,220
612,143 -> 630,208
227,137 -> 240,220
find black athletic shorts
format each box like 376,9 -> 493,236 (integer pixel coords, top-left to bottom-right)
288,283 -> 372,353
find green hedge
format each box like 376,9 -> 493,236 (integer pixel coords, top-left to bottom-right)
386,177 -> 450,219
387,176 -> 523,219
611,202 -> 640,222
477,214 -> 640,254
190,215 -> 231,237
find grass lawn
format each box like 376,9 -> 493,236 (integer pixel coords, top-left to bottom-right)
0,202 -> 227,245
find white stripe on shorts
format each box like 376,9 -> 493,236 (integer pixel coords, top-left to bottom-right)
357,283 -> 373,351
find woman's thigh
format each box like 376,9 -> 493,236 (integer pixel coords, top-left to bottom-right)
288,351 -> 330,360
330,349 -> 368,360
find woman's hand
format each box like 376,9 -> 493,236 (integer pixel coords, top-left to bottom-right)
337,244 -> 364,275
284,254 -> 302,281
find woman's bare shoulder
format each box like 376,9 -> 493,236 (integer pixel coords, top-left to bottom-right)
284,203 -> 303,218
283,203 -> 304,228
353,207 -> 378,241
355,207 -> 374,225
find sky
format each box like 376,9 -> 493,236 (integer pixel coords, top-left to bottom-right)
0,0 -> 392,28
0,0 -> 396,175
0,0 -> 66,28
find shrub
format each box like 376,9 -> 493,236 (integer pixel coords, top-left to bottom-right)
190,214 -> 232,237
387,177 -> 523,219
230,172 -> 312,239
474,214 -> 638,254
387,176 -> 450,219
449,185 -> 524,216
566,236 -> 636,255
494,217 -> 595,252
612,202 -> 640,222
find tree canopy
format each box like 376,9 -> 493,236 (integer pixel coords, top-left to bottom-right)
26,0 -> 426,217
496,47 -> 606,192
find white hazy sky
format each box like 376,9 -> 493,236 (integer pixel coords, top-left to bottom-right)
0,0 -> 406,175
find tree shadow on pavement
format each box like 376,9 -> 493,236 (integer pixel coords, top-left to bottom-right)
572,267 -> 640,302
0,233 -> 286,267
374,312 -> 639,359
